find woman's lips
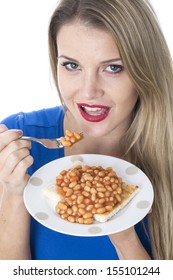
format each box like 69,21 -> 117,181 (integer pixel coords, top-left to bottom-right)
77,103 -> 111,122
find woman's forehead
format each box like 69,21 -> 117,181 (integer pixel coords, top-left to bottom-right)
56,22 -> 120,60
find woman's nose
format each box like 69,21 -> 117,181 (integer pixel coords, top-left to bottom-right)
80,71 -> 104,100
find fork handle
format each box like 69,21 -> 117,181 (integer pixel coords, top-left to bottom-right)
21,136 -> 37,141
21,136 -> 42,144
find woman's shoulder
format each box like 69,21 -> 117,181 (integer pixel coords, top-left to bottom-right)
1,106 -> 64,130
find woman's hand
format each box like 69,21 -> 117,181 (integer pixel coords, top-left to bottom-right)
109,226 -> 151,260
0,124 -> 33,196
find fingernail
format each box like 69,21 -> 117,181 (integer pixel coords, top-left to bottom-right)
17,130 -> 23,137
0,124 -> 7,132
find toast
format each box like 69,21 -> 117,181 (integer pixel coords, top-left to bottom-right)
94,182 -> 139,222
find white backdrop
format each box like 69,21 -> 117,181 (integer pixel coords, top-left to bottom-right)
0,0 -> 172,121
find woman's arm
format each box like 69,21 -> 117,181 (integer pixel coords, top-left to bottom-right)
109,227 -> 151,260
0,124 -> 33,259
0,190 -> 31,259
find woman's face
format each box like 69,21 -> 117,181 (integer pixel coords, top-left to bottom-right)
57,22 -> 138,138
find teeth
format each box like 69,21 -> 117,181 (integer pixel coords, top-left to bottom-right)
82,106 -> 102,112
81,106 -> 108,116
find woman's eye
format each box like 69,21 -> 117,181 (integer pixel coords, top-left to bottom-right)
105,64 -> 123,74
61,62 -> 79,71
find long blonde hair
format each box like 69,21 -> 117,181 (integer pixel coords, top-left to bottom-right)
48,0 -> 173,259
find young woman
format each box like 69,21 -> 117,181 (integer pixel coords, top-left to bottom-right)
0,0 -> 173,260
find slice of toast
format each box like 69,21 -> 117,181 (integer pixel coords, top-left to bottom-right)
94,183 -> 139,222
42,183 -> 61,203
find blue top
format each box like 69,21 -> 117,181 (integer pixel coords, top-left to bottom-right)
1,106 -> 151,259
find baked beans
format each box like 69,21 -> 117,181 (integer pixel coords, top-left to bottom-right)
60,130 -> 83,147
55,164 -> 124,224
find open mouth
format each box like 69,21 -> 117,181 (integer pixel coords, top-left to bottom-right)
77,103 -> 111,122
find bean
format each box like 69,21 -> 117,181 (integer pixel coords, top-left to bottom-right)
95,203 -> 102,209
70,136 -> 76,143
86,204 -> 94,211
77,195 -> 84,204
73,184 -> 81,191
65,129 -> 73,137
78,203 -> 85,208
61,213 -> 69,219
83,212 -> 93,219
77,217 -> 84,224
98,192 -> 104,198
97,187 -> 106,192
86,181 -> 92,187
98,171 -> 105,177
73,132 -> 81,139
98,198 -> 106,204
82,191 -> 90,197
90,187 -> 97,194
84,218 -> 94,224
104,176 -> 110,181
67,208 -> 73,215
60,138 -> 72,147
58,202 -> 68,210
79,208 -> 86,215
67,216 -> 76,223
84,198 -> 91,204
69,176 -> 78,182
69,181 -> 78,188
66,189 -> 73,196
96,182 -> 104,188
91,194 -> 97,201
96,207 -> 106,214
72,205 -> 78,212
116,194 -> 122,202
105,205 -> 113,211
112,183 -> 118,189
106,186 -> 113,192
105,191 -> 111,197
84,186 -> 91,192
71,194 -> 77,200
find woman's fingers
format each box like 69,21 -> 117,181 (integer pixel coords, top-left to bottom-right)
0,126 -> 33,194
0,147 -> 34,194
0,138 -> 31,169
0,124 -> 8,133
1,147 -> 32,176
0,129 -> 23,151
12,152 -> 34,180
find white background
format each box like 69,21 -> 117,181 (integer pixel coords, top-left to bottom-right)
0,0 -> 172,121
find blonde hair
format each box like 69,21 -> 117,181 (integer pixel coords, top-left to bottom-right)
48,0 -> 173,259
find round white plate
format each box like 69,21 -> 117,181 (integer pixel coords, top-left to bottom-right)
24,154 -> 154,236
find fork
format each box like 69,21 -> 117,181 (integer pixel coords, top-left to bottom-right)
21,136 -> 64,149
21,132 -> 83,149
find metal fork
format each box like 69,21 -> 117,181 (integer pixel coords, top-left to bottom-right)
21,136 -> 64,149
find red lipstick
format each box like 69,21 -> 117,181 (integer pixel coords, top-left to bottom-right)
77,103 -> 111,122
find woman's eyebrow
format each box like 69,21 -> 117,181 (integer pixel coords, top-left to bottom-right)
58,55 -> 79,63
58,55 -> 122,64
100,58 -> 122,64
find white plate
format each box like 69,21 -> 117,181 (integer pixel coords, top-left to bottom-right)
24,154 -> 154,237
